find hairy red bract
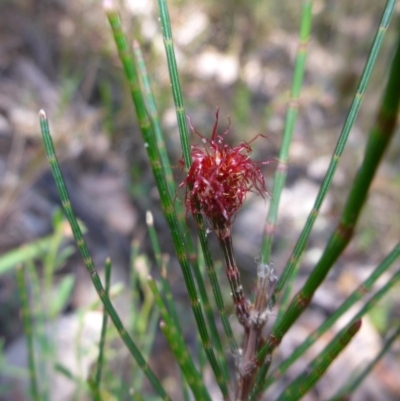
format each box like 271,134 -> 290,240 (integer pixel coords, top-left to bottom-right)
180,109 -> 269,229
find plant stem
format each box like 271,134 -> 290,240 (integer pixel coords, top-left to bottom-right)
216,228 -> 275,400
146,210 -> 185,335
229,4 -> 314,399
155,0 -> 191,168
261,0 -> 313,266
275,320 -> 362,401
135,37 -> 237,360
25,261 -> 51,401
133,41 -> 176,199
148,277 -> 213,401
270,0 -> 397,308
328,324 -> 400,401
39,110 -> 172,401
248,2 -> 398,397
217,231 -> 251,329
294,24 -> 400,307
263,242 -> 400,390
94,258 -> 112,397
104,4 -> 230,396
129,240 -> 140,334
16,265 -> 41,401
266,8 -> 400,350
154,0 -> 237,369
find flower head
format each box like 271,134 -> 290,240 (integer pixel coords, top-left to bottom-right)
180,109 -> 269,231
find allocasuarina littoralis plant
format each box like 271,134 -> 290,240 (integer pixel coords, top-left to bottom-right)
180,108 -> 277,399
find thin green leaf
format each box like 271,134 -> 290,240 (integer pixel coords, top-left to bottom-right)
0,235 -> 56,276
48,274 -> 75,318
133,309 -> 160,393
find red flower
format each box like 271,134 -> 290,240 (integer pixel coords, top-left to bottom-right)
180,109 -> 269,231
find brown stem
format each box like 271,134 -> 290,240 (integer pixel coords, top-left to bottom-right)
216,226 -> 251,329
235,262 -> 276,400
215,224 -> 277,400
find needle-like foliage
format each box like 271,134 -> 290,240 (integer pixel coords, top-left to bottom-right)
32,1 -> 400,400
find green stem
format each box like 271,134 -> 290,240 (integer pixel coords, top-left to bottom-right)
263,242 -> 400,390
129,240 -> 140,334
251,4 -> 398,395
294,24 -> 400,308
25,261 -> 50,401
217,233 -> 251,329
263,9 -> 400,353
39,110 -> 172,401
104,5 -> 230,397
135,38 -> 237,360
153,0 -> 236,374
133,41 -> 176,198
271,0 -> 397,307
16,265 -> 41,401
155,0 -> 191,168
145,213 -> 195,401
196,215 -> 239,356
328,324 -> 400,401
94,258 -> 112,397
275,320 -> 362,401
257,252 -> 400,399
146,210 -> 184,335
148,277 -> 213,401
261,0 -> 313,266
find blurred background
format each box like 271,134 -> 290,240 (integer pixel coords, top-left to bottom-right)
0,0 -> 399,400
